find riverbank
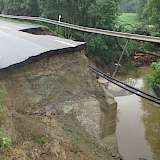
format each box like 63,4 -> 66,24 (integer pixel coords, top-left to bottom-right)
108,66 -> 160,160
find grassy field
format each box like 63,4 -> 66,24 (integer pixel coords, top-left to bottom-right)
118,13 -> 138,27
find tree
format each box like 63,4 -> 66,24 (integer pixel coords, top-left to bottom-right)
0,0 -> 4,13
145,0 -> 160,31
138,0 -> 160,31
2,0 -> 40,16
89,0 -> 119,29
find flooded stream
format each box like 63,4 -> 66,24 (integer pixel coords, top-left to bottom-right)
108,67 -> 160,160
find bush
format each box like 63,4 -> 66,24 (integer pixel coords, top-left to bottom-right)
33,135 -> 48,145
0,128 -> 12,148
146,62 -> 160,89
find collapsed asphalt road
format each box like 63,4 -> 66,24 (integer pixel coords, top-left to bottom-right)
0,19 -> 85,70
0,18 -> 41,31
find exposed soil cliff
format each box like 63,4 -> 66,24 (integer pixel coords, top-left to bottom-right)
0,48 -> 120,160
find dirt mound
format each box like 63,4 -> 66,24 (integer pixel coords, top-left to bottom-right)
0,49 -> 120,160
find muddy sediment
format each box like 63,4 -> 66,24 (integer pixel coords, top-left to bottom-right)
0,48 -> 120,159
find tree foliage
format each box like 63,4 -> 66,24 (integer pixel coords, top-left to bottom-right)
144,0 -> 160,31
0,0 -> 4,13
137,0 -> 160,32
146,62 -> 160,89
1,0 -> 40,16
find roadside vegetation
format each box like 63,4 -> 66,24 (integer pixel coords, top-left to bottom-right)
146,62 -> 160,90
118,13 -> 138,26
32,135 -> 48,145
0,128 -> 11,148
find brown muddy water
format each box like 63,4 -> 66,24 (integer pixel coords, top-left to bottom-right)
108,67 -> 160,160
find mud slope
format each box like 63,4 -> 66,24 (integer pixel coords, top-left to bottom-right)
0,48 -> 120,160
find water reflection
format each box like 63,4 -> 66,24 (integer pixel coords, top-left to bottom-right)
142,99 -> 160,160
108,67 -> 160,160
116,94 -> 153,160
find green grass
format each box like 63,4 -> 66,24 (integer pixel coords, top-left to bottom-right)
0,128 -> 12,148
33,135 -> 48,145
118,13 -> 139,28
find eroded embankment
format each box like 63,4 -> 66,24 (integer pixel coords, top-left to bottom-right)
0,49 -> 120,160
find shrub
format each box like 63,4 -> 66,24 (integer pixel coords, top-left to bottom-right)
146,61 -> 160,89
0,128 -> 12,148
33,135 -> 48,145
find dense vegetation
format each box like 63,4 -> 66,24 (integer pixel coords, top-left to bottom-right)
146,62 -> 160,90
0,0 -> 40,16
120,0 -> 160,32
140,0 -> 160,32
118,13 -> 138,31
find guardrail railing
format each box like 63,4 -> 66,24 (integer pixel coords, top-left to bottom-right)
1,14 -> 160,44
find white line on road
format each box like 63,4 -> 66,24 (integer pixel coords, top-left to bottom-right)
55,40 -> 76,47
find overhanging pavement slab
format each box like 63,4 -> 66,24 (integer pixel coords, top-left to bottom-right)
0,27 -> 85,70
